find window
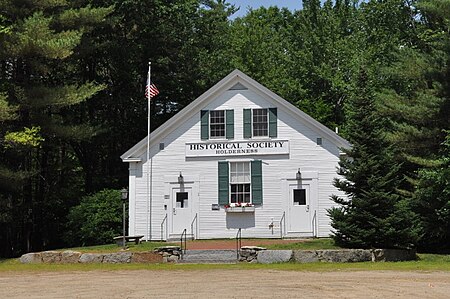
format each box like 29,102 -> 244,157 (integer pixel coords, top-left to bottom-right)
201,110 -> 234,140
253,108 -> 268,137
176,192 -> 188,208
210,110 -> 225,138
230,162 -> 251,203
293,189 -> 306,205
243,108 -> 277,138
218,160 -> 262,205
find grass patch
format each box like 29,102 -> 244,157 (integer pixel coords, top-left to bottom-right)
262,238 -> 340,250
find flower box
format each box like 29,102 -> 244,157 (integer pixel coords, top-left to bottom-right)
225,206 -> 255,213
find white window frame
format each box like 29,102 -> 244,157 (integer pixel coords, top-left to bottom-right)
209,110 -> 226,139
252,108 -> 268,137
229,161 -> 251,204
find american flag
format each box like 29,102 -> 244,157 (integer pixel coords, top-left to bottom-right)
145,75 -> 159,98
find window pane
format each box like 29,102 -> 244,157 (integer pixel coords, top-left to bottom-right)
176,192 -> 188,208
293,189 -> 306,205
229,162 -> 252,204
210,110 -> 225,138
253,109 -> 268,137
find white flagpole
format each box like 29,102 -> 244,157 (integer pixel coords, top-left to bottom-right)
146,62 -> 152,242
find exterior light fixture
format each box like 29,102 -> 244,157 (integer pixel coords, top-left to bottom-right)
296,168 -> 301,180
120,188 -> 128,250
121,188 -> 128,201
178,172 -> 184,184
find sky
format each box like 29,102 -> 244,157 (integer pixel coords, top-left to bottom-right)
229,0 -> 303,18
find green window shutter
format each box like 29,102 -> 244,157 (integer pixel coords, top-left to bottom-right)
251,160 -> 263,205
226,110 -> 234,139
218,161 -> 229,205
243,109 -> 252,138
201,110 -> 209,140
269,108 -> 277,138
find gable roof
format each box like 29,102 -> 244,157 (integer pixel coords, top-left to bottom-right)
121,69 -> 350,161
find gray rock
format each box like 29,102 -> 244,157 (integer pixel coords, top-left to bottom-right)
241,246 -> 266,251
153,246 -> 181,253
293,250 -> 320,263
79,253 -> 104,263
166,255 -> 179,263
371,249 -> 416,262
257,250 -> 292,264
19,252 -> 42,264
316,249 -> 371,263
239,250 -> 251,257
103,252 -> 132,263
61,250 -> 82,263
41,251 -> 62,263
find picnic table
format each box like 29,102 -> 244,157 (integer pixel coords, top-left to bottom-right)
113,235 -> 144,246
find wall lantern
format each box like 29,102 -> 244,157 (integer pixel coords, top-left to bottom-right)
120,188 -> 128,250
296,168 -> 301,181
178,172 -> 184,184
120,188 -> 128,202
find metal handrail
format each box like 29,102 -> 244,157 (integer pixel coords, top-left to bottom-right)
280,211 -> 286,239
190,213 -> 198,240
180,229 -> 187,259
236,228 -> 242,260
312,210 -> 317,237
160,214 -> 167,241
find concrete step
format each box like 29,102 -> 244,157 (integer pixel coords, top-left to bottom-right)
178,249 -> 238,264
167,234 -> 194,242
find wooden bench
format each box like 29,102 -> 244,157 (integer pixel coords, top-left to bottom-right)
113,235 -> 144,246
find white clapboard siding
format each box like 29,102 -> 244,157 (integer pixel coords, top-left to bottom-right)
123,70 -> 349,240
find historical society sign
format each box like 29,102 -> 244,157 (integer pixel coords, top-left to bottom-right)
185,140 -> 290,157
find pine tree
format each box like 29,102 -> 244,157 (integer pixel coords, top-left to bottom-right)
328,69 -> 419,249
413,131 -> 450,252
0,0 -> 112,256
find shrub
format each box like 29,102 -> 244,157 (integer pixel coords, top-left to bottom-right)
65,189 -> 125,247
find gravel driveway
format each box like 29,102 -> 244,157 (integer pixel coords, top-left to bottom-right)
0,269 -> 449,298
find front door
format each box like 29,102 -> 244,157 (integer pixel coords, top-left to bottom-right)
288,183 -> 311,233
171,187 -> 192,234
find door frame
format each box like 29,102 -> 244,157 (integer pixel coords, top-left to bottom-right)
171,186 -> 193,234
281,171 -> 318,237
164,175 -> 199,238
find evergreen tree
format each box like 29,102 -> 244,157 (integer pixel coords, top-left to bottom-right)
413,132 -> 450,252
0,0 -> 112,256
328,69 -> 419,249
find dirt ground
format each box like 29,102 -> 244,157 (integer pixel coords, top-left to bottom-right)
0,270 -> 449,298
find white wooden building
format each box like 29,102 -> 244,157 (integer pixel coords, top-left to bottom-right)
121,70 -> 350,241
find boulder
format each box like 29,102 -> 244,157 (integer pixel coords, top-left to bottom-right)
103,252 -> 132,264
241,246 -> 266,251
19,252 -> 42,264
61,251 -> 82,263
257,250 -> 292,264
293,250 -> 320,263
316,249 -> 371,263
41,251 -> 62,263
79,253 -> 104,263
371,249 -> 417,262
